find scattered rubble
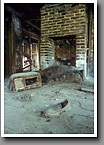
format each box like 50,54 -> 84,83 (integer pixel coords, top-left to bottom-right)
41,64 -> 83,85
16,94 -> 32,102
4,78 -> 94,134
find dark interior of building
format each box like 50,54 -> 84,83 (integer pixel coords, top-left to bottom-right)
4,3 -> 95,135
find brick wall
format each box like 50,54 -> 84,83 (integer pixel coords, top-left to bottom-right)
40,3 -> 88,73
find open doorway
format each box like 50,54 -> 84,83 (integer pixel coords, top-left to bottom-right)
22,39 -> 40,72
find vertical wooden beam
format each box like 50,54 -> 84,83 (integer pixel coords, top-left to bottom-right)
38,39 -> 41,70
9,17 -> 13,75
29,36 -> 32,71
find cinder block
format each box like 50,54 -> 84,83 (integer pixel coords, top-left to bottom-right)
8,72 -> 42,92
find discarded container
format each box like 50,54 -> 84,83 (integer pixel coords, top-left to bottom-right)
7,72 -> 42,92
41,99 -> 71,118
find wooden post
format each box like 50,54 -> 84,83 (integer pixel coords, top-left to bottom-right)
29,30 -> 32,71
9,15 -> 13,75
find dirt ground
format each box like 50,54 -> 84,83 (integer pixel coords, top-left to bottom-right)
4,77 -> 94,134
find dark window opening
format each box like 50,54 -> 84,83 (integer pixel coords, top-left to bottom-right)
25,77 -> 38,86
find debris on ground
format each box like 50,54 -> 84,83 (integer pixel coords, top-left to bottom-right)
40,99 -> 71,118
16,94 -> 32,102
77,88 -> 94,94
7,72 -> 42,92
41,64 -> 83,85
4,78 -> 94,134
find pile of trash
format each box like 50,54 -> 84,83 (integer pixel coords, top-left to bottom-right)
41,64 -> 83,84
